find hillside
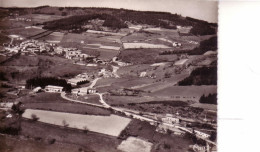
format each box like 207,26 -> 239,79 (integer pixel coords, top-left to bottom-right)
2,6 -> 217,35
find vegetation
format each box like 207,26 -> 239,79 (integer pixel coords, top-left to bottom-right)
199,93 -> 217,104
178,67 -> 217,85
43,14 -> 127,31
189,36 -> 217,55
26,77 -> 72,92
31,114 -> 39,121
77,80 -> 90,85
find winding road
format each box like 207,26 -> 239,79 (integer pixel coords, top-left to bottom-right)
60,74 -> 216,146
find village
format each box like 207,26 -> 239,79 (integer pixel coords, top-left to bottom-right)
0,6 -> 217,152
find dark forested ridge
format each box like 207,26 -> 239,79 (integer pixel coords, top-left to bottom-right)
1,6 -> 217,34
178,67 -> 217,86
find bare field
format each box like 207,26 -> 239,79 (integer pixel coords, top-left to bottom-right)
22,109 -> 131,137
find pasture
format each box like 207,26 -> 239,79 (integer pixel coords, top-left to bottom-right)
21,120 -> 122,152
22,109 -> 132,137
7,28 -> 46,38
38,32 -> 64,43
151,85 -> 217,102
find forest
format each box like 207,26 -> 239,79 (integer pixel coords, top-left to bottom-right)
178,67 -> 217,85
26,77 -> 72,92
199,93 -> 217,104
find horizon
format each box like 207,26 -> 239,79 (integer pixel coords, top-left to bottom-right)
0,0 -> 218,23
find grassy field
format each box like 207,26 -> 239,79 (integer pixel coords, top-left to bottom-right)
0,134 -> 86,152
20,119 -> 122,152
98,48 -> 119,61
38,32 -> 64,43
151,85 -> 217,101
7,27 -> 46,38
22,109 -> 131,137
118,49 -> 171,64
72,94 -> 102,105
18,92 -> 111,115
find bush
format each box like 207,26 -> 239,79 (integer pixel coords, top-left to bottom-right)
178,67 -> 217,86
31,114 -> 39,121
48,138 -> 56,144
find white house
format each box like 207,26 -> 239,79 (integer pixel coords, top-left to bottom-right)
162,114 -> 180,124
44,85 -> 63,93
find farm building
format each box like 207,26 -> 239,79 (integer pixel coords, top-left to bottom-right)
71,88 -> 97,96
44,85 -> 63,93
156,124 -> 185,135
161,114 -> 180,124
67,78 -> 88,86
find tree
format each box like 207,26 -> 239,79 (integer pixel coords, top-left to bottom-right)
31,114 -> 39,121
62,120 -> 69,128
83,126 -> 89,133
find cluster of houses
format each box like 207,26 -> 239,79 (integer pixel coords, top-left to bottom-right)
156,113 -> 212,140
3,40 -> 52,55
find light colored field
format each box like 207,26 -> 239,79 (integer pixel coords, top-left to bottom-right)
87,30 -> 126,36
22,109 -> 131,137
150,62 -> 167,66
123,43 -> 171,49
117,137 -> 153,152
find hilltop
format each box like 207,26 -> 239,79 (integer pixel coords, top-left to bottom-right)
1,6 -> 217,35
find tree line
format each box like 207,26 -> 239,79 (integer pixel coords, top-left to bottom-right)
43,13 -> 127,31
199,93 -> 217,104
26,77 -> 72,92
178,67 -> 217,85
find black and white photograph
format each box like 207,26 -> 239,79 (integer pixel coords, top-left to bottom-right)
0,0 -> 219,151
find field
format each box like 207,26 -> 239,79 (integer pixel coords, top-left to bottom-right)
19,92 -> 111,115
38,32 -> 64,43
21,14 -> 65,23
6,27 -> 46,38
22,109 -> 131,137
151,85 -> 217,102
20,120 -> 122,152
98,48 -> 119,61
0,134 -> 84,152
117,137 -> 153,152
